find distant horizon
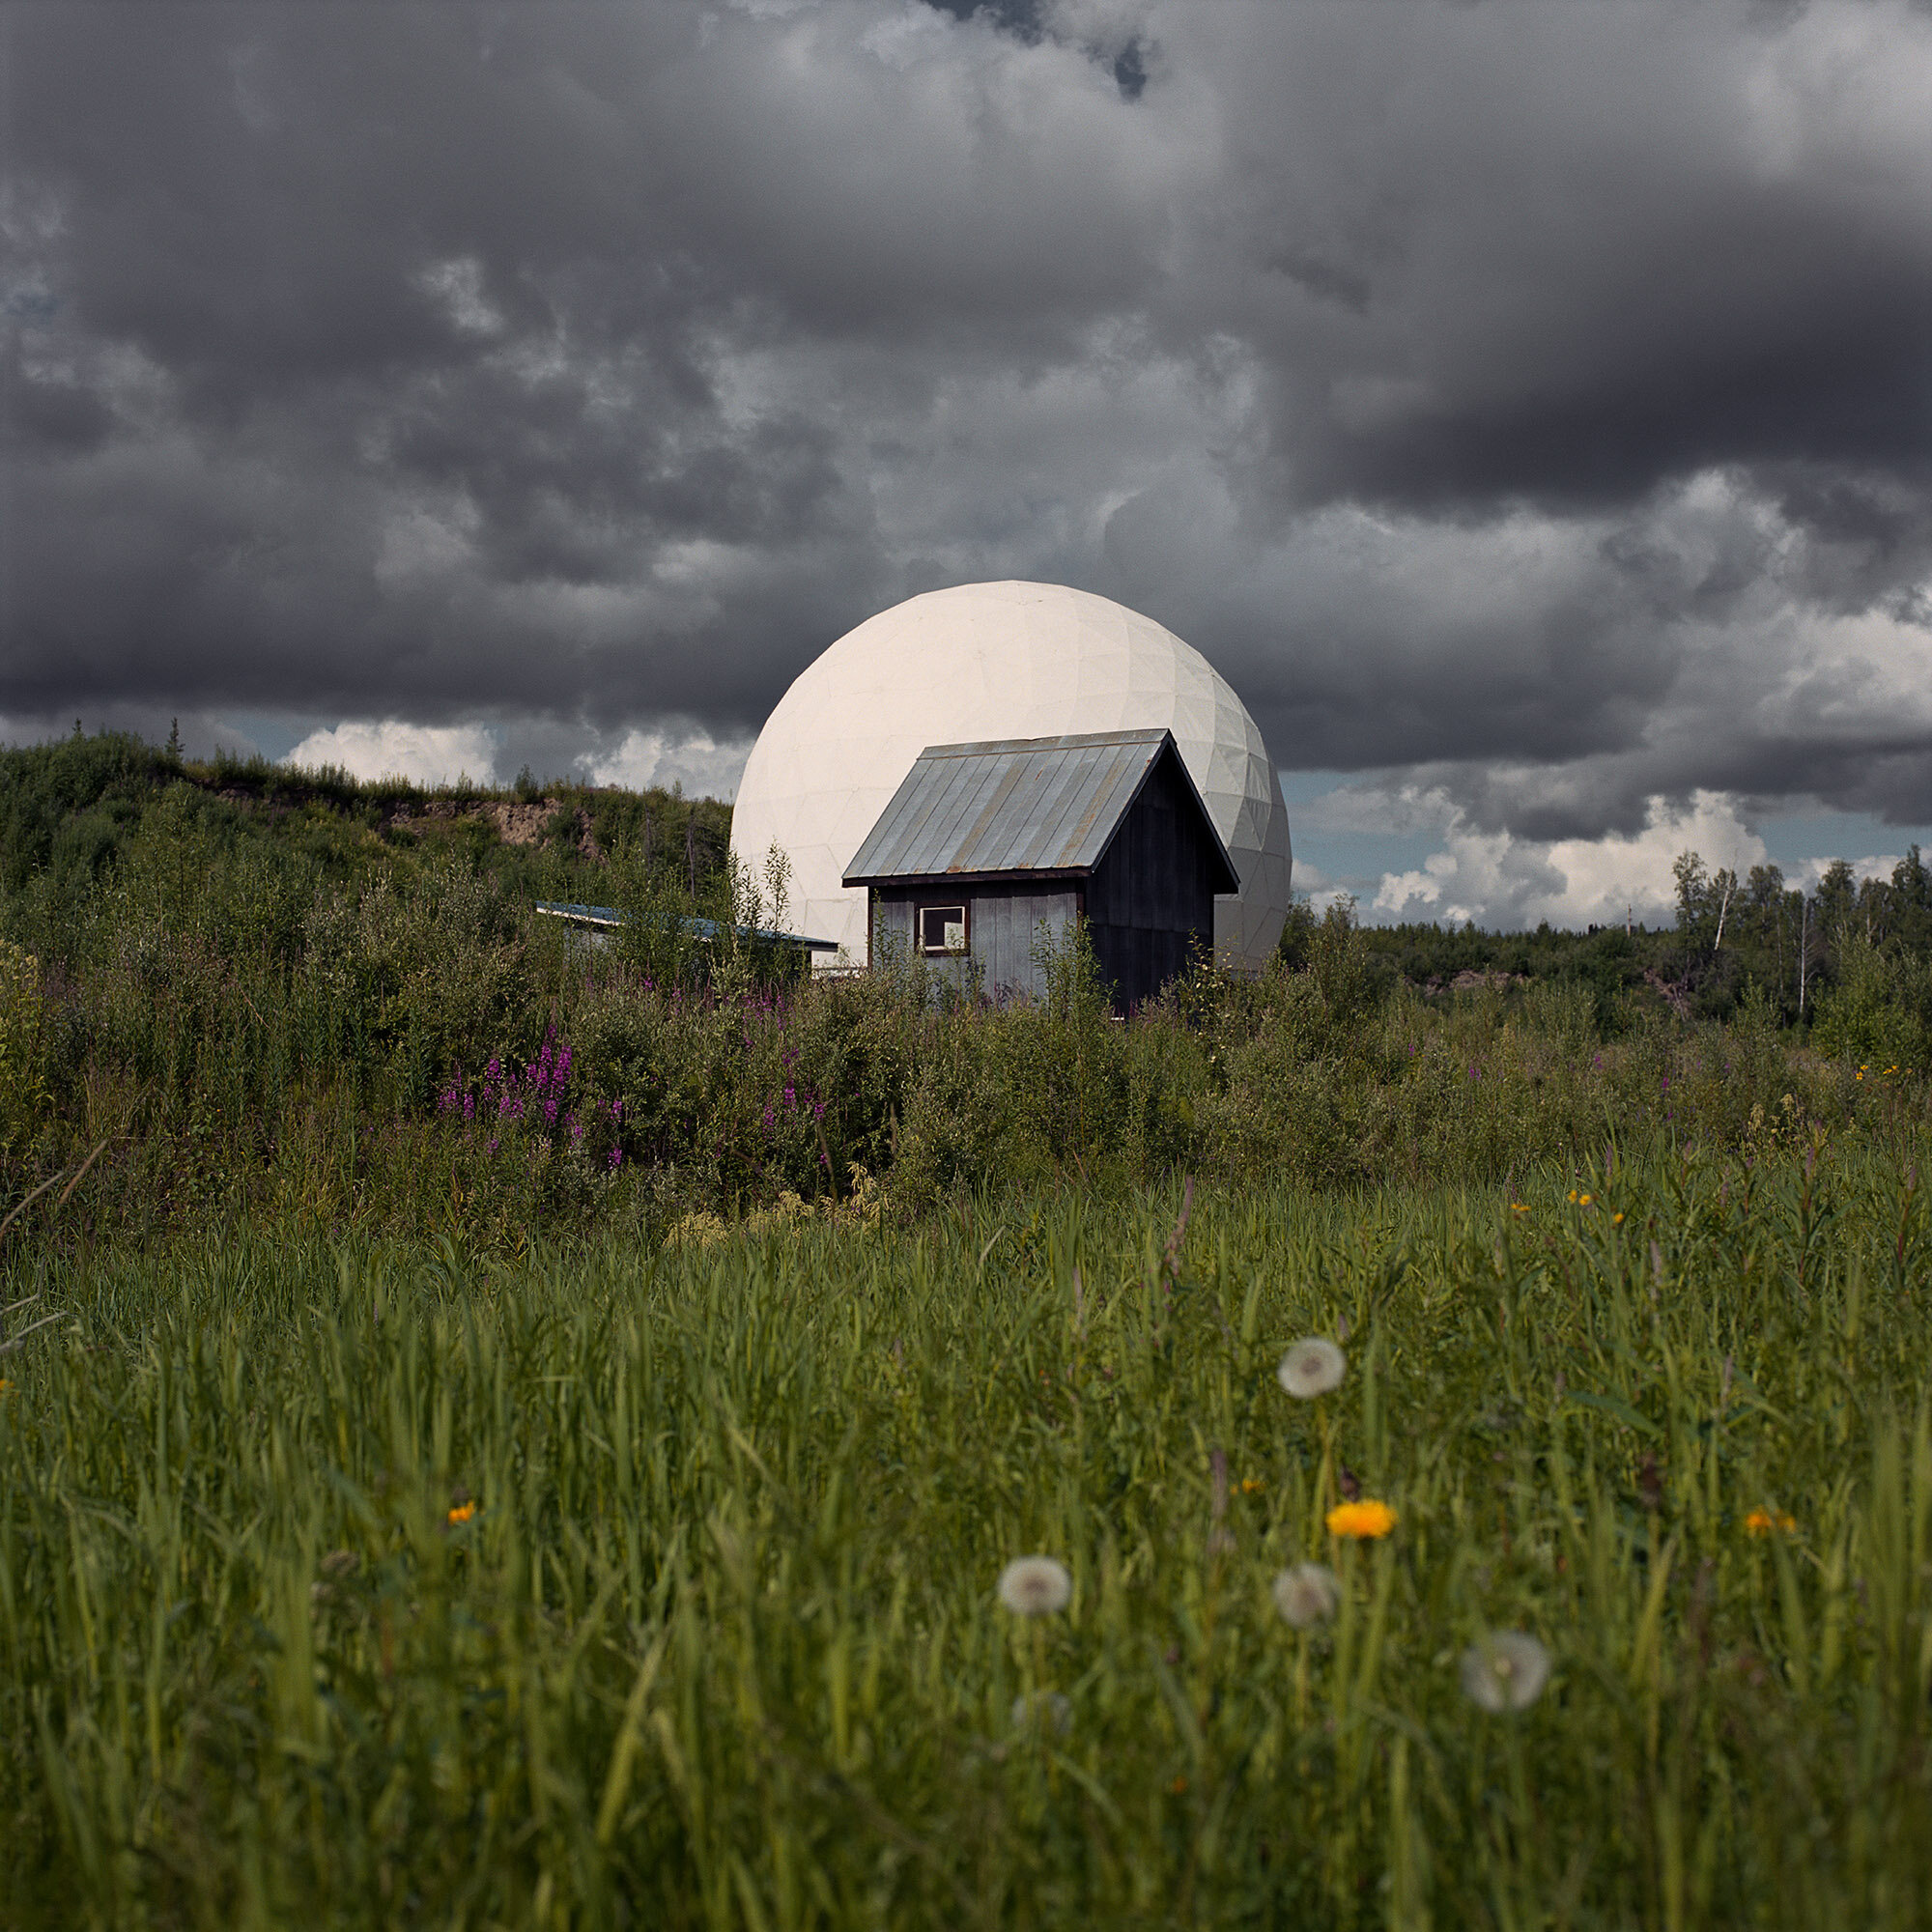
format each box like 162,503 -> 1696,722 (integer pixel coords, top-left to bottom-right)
12,717 -> 1923,940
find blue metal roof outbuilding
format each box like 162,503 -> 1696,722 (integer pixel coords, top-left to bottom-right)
533,903 -> 838,951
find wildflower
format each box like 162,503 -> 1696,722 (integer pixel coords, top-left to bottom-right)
0,1379 -> 13,1399
1613,1212 -> 1625,1225
1325,1500 -> 1398,1539
1009,1690 -> 1072,1735
1745,1508 -> 1797,1537
448,1501 -> 477,1525
609,1146 -> 623,1170
998,1555 -> 1072,1616
1271,1562 -> 1341,1629
1278,1337 -> 1347,1400
1510,1202 -> 1530,1213
1577,1193 -> 1593,1207
1461,1632 -> 1550,1712
1239,1478 -> 1264,1495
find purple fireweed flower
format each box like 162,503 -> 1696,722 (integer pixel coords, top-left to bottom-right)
487,1057 -> 499,1079
463,1094 -> 475,1121
609,1146 -> 623,1170
488,1137 -> 498,1153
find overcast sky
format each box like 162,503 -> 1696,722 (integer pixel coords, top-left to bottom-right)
5,0 -> 1930,924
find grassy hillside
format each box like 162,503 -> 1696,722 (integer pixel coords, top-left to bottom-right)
2,729 -> 1930,1246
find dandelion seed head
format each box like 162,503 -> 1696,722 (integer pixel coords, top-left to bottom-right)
998,1555 -> 1072,1616
1461,1632 -> 1550,1712
1277,1337 -> 1347,1400
1009,1690 -> 1071,1735
1271,1562 -> 1341,1629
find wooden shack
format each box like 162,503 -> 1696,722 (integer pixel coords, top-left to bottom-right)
842,727 -> 1238,1010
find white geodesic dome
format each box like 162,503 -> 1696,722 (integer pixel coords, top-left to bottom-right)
730,582 -> 1293,972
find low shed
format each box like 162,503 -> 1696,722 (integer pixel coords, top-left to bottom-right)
842,727 -> 1239,1010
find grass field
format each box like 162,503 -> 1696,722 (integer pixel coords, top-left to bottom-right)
6,1144 -> 1931,1929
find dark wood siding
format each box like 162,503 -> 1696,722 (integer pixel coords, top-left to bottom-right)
1083,743 -> 1222,1009
865,740 -> 1223,1013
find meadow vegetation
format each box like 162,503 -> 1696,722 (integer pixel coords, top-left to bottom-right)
4,729 -> 1932,1925
5,1157 -> 1931,1927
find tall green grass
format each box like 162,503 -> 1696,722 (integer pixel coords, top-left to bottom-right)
5,1143 -> 1930,1926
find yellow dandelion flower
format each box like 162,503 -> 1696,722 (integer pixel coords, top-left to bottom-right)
1567,1189 -> 1579,1203
1239,1478 -> 1265,1495
1745,1508 -> 1796,1537
1325,1499 -> 1398,1539
447,1501 -> 477,1525
1578,1193 -> 1593,1207
1510,1202 -> 1530,1214
1613,1212 -> 1625,1225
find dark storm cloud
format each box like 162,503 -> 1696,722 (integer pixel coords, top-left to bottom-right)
3,0 -> 1929,842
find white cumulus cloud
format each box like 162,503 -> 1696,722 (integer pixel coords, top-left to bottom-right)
1371,788 -> 1767,929
582,726 -> 754,801
285,720 -> 500,787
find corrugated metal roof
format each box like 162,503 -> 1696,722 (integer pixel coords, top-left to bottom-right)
843,728 -> 1236,888
533,904 -> 838,950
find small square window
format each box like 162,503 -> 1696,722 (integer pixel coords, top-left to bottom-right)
919,904 -> 968,954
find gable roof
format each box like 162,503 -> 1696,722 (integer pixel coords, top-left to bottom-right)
842,727 -> 1239,892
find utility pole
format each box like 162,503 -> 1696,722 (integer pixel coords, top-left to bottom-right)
1799,894 -> 1808,1018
